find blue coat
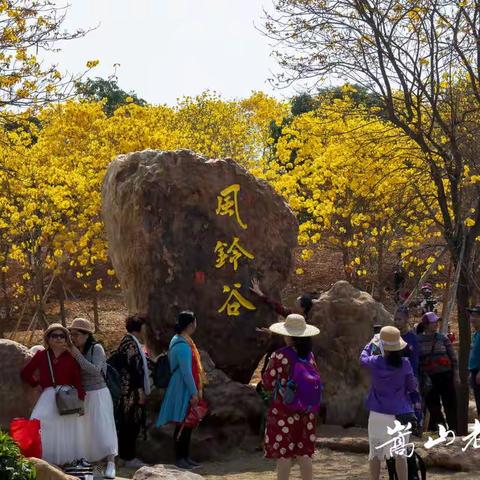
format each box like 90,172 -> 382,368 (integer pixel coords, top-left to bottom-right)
156,335 -> 198,427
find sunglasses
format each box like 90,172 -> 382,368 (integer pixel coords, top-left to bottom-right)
49,333 -> 66,340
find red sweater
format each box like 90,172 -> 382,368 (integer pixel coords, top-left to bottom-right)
21,349 -> 85,400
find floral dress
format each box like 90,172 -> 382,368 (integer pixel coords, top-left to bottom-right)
262,346 -> 318,459
110,335 -> 146,435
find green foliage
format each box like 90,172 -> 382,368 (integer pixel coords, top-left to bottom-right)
75,77 -> 146,116
0,432 -> 36,480
291,93 -> 317,116
317,84 -> 383,110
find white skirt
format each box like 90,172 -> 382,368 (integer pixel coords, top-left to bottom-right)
83,387 -> 118,462
368,411 -> 411,460
31,388 -> 86,466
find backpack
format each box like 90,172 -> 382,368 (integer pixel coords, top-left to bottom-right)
277,347 -> 323,414
104,362 -> 122,406
87,345 -> 122,406
153,339 -> 187,389
386,451 -> 427,480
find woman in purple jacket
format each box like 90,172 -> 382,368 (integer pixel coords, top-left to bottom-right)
360,326 -> 420,480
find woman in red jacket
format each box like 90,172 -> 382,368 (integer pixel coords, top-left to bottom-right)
21,323 -> 86,466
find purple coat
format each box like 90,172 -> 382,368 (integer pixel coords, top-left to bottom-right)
360,344 -> 418,415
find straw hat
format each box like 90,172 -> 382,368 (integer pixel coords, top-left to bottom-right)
379,326 -> 407,351
44,323 -> 69,341
68,317 -> 94,334
269,314 -> 320,338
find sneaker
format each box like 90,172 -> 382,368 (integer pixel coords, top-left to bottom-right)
78,458 -> 93,468
104,461 -> 116,479
175,459 -> 193,470
123,458 -> 146,469
186,458 -> 201,468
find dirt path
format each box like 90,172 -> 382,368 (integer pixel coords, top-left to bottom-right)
117,449 -> 477,480
197,449 -> 475,480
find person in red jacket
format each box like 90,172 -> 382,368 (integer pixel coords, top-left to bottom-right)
21,323 -> 86,466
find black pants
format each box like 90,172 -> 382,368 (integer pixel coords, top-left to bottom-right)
174,426 -> 192,461
425,371 -> 457,433
118,414 -> 141,461
470,369 -> 480,416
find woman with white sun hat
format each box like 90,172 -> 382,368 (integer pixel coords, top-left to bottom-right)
360,325 -> 421,480
261,313 -> 321,480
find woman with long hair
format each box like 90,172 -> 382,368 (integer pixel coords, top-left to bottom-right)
360,326 -> 420,480
157,311 -> 206,470
261,314 -> 321,480
68,318 -> 118,478
21,324 -> 85,466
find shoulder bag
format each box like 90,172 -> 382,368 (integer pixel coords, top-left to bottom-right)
47,350 -> 83,416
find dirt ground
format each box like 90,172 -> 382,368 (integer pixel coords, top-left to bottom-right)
116,449 -> 477,480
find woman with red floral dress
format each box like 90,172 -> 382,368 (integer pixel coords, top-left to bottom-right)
262,314 -> 320,480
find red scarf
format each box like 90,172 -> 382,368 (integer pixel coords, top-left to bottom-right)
186,336 -> 206,392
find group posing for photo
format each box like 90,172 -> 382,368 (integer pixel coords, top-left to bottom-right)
19,306 -> 323,480
19,291 -> 480,480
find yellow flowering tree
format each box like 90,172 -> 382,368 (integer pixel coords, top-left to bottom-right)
257,96 -> 436,298
0,91 -> 288,333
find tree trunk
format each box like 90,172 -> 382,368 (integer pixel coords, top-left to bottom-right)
456,266 -> 471,436
441,259 -> 453,317
93,290 -> 100,332
36,273 -> 48,329
377,240 -> 384,302
0,269 -> 10,337
58,279 -> 66,327
342,248 -> 353,283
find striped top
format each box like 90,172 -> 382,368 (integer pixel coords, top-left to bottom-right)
418,332 -> 458,375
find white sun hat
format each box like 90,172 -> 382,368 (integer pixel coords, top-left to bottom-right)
269,314 -> 320,337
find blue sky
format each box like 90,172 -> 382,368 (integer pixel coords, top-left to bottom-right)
46,0 -> 301,105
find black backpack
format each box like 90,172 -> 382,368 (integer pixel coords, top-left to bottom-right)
104,362 -> 122,406
153,340 -> 186,389
87,345 -> 122,406
386,451 -> 427,480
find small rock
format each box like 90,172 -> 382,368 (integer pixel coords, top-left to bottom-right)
134,465 -> 205,480
31,458 -> 78,480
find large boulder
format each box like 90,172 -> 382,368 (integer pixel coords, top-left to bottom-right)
102,149 -> 298,383
134,465 -> 205,480
140,351 -> 264,463
308,281 -> 392,427
0,339 -> 36,428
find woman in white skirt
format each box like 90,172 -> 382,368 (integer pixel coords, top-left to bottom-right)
360,326 -> 421,480
69,318 -> 118,479
21,323 -> 86,466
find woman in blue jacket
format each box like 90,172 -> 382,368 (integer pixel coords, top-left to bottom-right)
157,311 -> 205,470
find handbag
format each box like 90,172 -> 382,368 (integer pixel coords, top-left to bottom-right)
47,350 -> 83,416
176,399 -> 208,440
9,418 -> 42,458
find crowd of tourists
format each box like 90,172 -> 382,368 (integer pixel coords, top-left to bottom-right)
20,316 -> 151,478
362,303 -> 480,480
19,295 -> 323,480
17,280 -> 480,480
